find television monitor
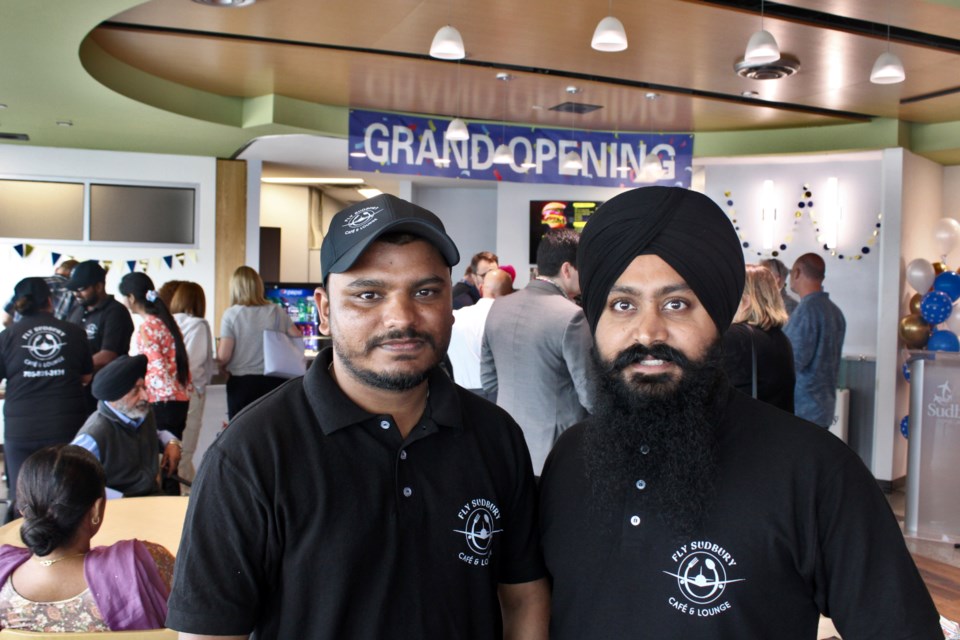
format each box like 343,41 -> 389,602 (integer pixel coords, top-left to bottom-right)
529,200 -> 603,264
263,282 -> 320,337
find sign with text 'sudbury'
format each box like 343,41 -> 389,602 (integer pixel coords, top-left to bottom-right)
348,109 -> 693,188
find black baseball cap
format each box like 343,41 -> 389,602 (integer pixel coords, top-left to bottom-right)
13,277 -> 51,305
66,260 -> 106,291
320,194 -> 460,284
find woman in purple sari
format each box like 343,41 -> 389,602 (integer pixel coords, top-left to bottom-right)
0,445 -> 172,632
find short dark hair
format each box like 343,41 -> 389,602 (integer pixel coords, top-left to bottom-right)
470,251 -> 498,272
537,228 -> 580,277
18,445 -> 105,557
795,253 -> 826,282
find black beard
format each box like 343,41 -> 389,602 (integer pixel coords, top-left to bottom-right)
582,340 -> 726,538
335,327 -> 439,392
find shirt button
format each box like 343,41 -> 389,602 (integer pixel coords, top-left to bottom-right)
630,515 -> 641,526
635,479 -> 646,490
402,487 -> 413,498
399,450 -> 408,460
640,444 -> 650,455
379,420 -> 390,430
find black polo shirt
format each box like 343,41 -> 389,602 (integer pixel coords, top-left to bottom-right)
67,294 -> 133,358
167,347 -> 545,639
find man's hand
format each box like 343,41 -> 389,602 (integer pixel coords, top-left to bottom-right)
162,440 -> 182,474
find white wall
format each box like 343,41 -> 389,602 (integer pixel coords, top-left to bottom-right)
702,153 -> 884,357
260,184 -> 311,282
413,186 -> 497,278
0,145 -> 218,331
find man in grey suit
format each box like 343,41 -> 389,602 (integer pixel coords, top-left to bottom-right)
481,228 -> 594,475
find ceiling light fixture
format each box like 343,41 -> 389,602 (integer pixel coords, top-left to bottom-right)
870,25 -> 905,84
591,0 -> 628,52
744,0 -> 780,65
446,60 -> 470,141
261,177 -> 364,185
349,151 -> 367,158
493,73 -> 513,165
561,105 -> 583,172
56,120 -> 73,127
430,26 -> 465,59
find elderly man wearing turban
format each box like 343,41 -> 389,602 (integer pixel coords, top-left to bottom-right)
539,187 -> 939,639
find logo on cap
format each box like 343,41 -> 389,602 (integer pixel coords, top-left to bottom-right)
342,206 -> 382,235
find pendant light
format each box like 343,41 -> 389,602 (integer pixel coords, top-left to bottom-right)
591,1 -> 628,52
870,25 -> 905,84
430,25 -> 465,60
493,73 -> 512,165
744,0 -> 779,64
561,107 -> 583,171
445,61 -> 470,141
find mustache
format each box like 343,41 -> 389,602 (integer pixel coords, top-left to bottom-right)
366,328 -> 437,351
605,342 -> 693,373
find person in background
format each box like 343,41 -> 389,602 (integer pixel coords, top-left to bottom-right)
481,228 -> 595,475
217,266 -> 300,419
167,194 -> 547,639
448,269 -> 514,399
71,355 -> 181,497
540,186 -> 938,639
65,260 -> 135,413
760,257 -> 798,316
1,259 -> 80,328
0,445 -> 172,632
784,253 -> 847,428
721,264 -> 795,412
0,278 -> 93,521
119,273 -> 191,442
157,280 -> 185,309
452,251 -> 499,309
170,281 -> 215,485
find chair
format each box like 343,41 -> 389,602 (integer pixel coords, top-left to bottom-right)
0,629 -> 177,638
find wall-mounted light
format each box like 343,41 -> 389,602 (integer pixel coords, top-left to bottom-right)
761,179 -> 777,250
821,176 -> 842,249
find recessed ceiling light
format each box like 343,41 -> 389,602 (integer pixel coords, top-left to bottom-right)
741,91 -> 759,98
349,151 -> 367,158
0,104 -> 7,110
56,120 -> 73,127
644,92 -> 660,100
261,177 -> 364,185
191,0 -> 256,6
566,86 -> 582,95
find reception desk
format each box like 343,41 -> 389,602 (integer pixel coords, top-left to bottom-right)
906,353 -> 960,543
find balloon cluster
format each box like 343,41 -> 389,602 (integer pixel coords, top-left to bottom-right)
900,218 -> 960,351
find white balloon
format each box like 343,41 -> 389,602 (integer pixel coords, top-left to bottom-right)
906,258 -> 935,293
933,217 -> 960,258
946,302 -> 960,334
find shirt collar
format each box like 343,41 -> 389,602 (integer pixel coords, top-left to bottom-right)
305,347 -> 463,436
103,400 -> 145,428
84,294 -> 116,315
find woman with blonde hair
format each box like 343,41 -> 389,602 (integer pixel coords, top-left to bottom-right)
170,281 -> 215,483
218,266 -> 300,419
721,263 -> 795,412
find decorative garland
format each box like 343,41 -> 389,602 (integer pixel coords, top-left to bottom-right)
801,183 -> 882,261
722,190 -> 799,259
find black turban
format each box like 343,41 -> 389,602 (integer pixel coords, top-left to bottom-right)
578,187 -> 745,334
92,355 -> 148,402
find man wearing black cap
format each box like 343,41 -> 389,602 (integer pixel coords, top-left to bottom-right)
168,194 -> 548,639
66,260 -> 135,412
539,187 -> 939,639
70,354 -> 182,497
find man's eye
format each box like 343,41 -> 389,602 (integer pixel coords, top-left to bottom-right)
663,299 -> 688,311
415,288 -> 439,298
356,292 -> 380,301
610,299 -> 635,312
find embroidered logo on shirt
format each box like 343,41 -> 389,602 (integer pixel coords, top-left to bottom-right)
341,206 -> 382,235
84,322 -> 98,341
662,540 -> 744,618
453,498 -> 503,567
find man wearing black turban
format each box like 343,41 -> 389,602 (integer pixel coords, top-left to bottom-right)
539,187 -> 939,639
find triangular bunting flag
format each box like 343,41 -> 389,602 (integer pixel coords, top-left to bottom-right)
102,260 -> 112,275
176,252 -> 186,267
139,259 -> 150,273
189,250 -> 198,263
163,255 -> 174,269
13,244 -> 25,257
51,252 -> 62,266
24,244 -> 34,257
127,260 -> 137,273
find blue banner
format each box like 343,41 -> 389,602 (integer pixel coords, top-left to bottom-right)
348,109 -> 693,188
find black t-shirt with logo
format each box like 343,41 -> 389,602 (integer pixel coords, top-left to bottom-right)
167,348 -> 545,639
67,294 -> 134,358
540,388 -> 941,640
0,314 -> 94,440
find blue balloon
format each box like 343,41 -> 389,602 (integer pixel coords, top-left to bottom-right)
935,271 -> 960,301
928,329 -> 960,352
900,415 -> 909,439
902,362 -> 911,382
920,290 -> 953,325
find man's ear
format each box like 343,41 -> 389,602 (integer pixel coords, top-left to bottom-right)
315,286 -> 332,336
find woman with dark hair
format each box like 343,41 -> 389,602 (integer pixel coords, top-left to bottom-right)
218,266 -> 300,419
170,281 -> 215,483
0,278 -> 92,519
118,272 -> 191,440
0,445 -> 172,631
